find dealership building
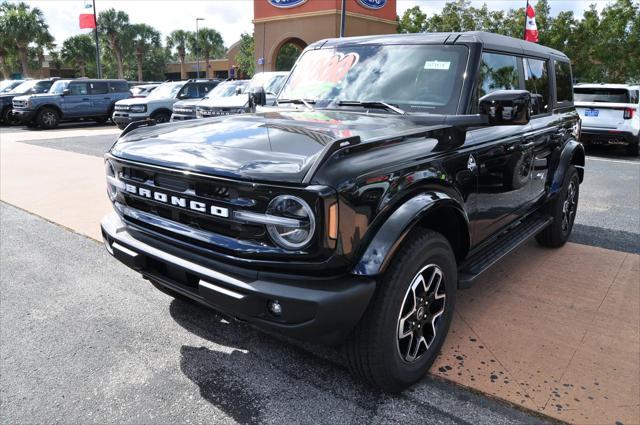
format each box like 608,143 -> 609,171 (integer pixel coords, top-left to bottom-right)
166,0 -> 397,80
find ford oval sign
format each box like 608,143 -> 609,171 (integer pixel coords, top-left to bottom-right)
268,0 -> 307,8
357,0 -> 387,9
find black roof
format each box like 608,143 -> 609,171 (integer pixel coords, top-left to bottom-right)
311,31 -> 569,61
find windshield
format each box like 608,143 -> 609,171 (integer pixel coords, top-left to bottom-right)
278,45 -> 468,114
205,81 -> 248,99
146,81 -> 184,99
1,80 -> 21,93
49,80 -> 70,94
10,80 -> 48,94
574,88 -> 631,103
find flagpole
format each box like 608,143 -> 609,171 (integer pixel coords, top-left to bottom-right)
523,0 -> 528,40
92,0 -> 102,78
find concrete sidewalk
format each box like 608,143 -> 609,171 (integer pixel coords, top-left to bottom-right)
1,133 -> 638,425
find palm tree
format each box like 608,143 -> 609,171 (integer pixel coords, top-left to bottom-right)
0,31 -> 15,79
188,28 -> 225,78
98,8 -> 129,79
167,30 -> 190,80
0,2 -> 53,77
61,35 -> 95,77
34,30 -> 54,78
129,24 -> 160,82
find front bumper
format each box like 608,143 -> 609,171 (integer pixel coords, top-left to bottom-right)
101,212 -> 375,345
581,128 -> 638,146
170,112 -> 196,121
112,112 -> 148,126
12,109 -> 35,123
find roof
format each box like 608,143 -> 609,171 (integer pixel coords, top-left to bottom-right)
575,83 -> 638,89
311,31 -> 569,61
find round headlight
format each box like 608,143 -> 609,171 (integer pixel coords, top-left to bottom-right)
266,195 -> 316,250
105,160 -> 118,201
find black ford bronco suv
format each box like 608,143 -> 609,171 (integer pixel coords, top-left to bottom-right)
101,32 -> 584,392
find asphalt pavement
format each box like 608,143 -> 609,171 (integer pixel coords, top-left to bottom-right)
0,203 -> 549,425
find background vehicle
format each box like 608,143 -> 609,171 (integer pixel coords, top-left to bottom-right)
173,80 -> 249,121
0,80 -> 24,94
12,79 -> 130,129
130,83 -> 160,98
1,78 -> 57,126
195,72 -> 287,117
575,83 -> 640,156
112,79 -> 218,129
102,32 -> 583,392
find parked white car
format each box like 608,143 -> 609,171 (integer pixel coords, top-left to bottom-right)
171,80 -> 249,121
575,83 -> 640,156
112,79 -> 219,129
195,72 -> 288,118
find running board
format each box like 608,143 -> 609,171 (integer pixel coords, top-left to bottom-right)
458,214 -> 552,288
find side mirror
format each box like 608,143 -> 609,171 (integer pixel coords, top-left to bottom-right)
479,90 -> 531,126
62,88 -> 71,96
248,86 -> 266,110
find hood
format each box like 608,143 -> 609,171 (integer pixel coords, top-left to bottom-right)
110,109 -> 444,184
13,93 -> 52,101
198,95 -> 248,109
116,97 -> 171,106
0,92 -> 19,103
173,99 -> 203,108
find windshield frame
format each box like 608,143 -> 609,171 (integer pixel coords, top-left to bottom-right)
277,44 -> 470,115
204,80 -> 249,99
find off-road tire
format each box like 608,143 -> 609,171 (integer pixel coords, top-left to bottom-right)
343,228 -> 457,393
36,107 -> 60,129
1,107 -> 19,126
151,111 -> 170,124
536,165 -> 580,248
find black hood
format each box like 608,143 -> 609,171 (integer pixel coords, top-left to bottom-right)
111,109 -> 445,184
0,92 -> 21,104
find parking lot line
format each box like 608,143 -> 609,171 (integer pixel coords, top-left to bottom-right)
586,156 -> 640,165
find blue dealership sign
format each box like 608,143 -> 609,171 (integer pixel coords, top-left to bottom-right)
267,0 -> 307,8
357,0 -> 387,9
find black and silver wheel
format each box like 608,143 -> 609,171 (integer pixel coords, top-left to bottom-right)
151,111 -> 170,124
536,165 -> 580,247
344,228 -> 456,392
36,107 -> 60,129
2,107 -> 20,126
397,264 -> 447,363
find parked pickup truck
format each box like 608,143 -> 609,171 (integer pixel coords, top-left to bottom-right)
574,83 -> 639,156
12,79 -> 130,129
102,32 -> 584,392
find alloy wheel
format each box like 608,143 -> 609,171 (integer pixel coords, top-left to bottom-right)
397,264 -> 446,363
42,111 -> 57,127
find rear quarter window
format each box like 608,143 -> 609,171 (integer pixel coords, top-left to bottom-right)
554,60 -> 573,104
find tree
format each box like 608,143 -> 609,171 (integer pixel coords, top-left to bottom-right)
275,42 -> 302,71
235,33 -> 255,78
129,23 -> 160,81
188,28 -> 225,78
167,30 -> 190,80
61,34 -> 95,77
0,28 -> 15,79
98,8 -> 129,79
0,1 -> 53,77
398,6 -> 428,34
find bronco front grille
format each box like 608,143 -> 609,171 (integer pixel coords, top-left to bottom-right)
114,104 -> 130,111
12,100 -> 27,108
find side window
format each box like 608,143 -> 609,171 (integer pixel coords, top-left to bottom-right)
68,82 -> 88,95
554,60 -> 573,104
34,82 -> 52,94
109,81 -> 129,93
629,90 -> 639,104
472,52 -> 520,113
90,82 -> 108,95
179,83 -> 199,99
201,83 -> 216,94
523,58 -> 550,116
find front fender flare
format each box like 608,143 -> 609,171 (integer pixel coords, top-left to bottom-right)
351,192 -> 467,276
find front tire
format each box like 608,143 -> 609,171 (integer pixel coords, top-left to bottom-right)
36,107 -> 60,129
536,165 -> 580,247
1,107 -> 19,126
151,111 -> 170,124
343,228 -> 457,392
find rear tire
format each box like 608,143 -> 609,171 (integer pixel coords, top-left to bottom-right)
626,138 -> 639,157
36,107 -> 60,129
536,165 -> 580,248
343,228 -> 457,393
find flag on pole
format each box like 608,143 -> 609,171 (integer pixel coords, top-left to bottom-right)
79,1 -> 96,29
524,2 -> 539,43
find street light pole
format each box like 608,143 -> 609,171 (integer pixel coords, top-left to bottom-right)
196,18 -> 204,78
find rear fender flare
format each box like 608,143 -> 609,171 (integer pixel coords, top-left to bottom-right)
351,191 -> 468,276
549,139 -> 585,196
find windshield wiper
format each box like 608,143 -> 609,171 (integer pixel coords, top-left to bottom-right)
277,98 -> 316,110
337,100 -> 406,115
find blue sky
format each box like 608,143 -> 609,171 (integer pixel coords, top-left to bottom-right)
17,0 -> 612,50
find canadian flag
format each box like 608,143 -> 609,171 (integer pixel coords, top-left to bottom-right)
525,2 -> 539,43
79,1 -> 96,29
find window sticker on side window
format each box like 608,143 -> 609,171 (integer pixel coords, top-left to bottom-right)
424,61 -> 450,70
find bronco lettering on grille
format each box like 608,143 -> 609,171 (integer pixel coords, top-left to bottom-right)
124,183 -> 229,218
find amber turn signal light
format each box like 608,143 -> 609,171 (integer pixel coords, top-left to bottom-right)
328,203 -> 338,240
